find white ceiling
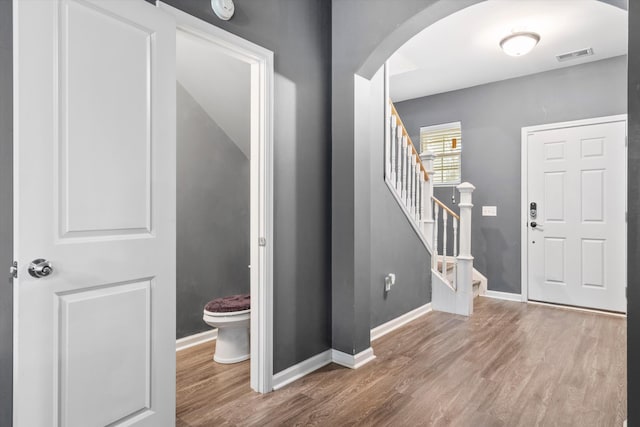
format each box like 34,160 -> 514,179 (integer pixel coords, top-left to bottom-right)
389,0 -> 627,102
176,30 -> 251,159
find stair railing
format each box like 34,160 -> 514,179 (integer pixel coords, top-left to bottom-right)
431,196 -> 460,290
386,99 -> 475,302
388,102 -> 428,229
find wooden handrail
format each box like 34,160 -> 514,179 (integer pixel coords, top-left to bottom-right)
432,196 -> 460,220
389,101 -> 429,181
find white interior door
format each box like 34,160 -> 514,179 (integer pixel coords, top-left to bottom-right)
13,1 -> 176,425
526,117 -> 626,312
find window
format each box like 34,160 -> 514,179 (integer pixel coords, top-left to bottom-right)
420,122 -> 462,185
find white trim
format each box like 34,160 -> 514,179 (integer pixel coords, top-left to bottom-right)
521,115 -> 627,306
370,303 -> 432,341
159,3 -> 275,394
527,300 -> 627,318
176,330 -> 217,352
482,290 -> 523,302
419,121 -> 462,133
331,348 -> 376,369
272,350 -> 332,390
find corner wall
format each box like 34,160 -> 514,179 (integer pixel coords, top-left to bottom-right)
163,0 -> 332,373
628,0 -> 640,423
176,83 -> 250,339
369,68 -> 431,328
395,56 -> 626,294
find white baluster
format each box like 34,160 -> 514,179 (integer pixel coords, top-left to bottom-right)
453,216 -> 458,289
420,152 -> 436,246
402,136 -> 408,202
411,157 -> 416,218
453,217 -> 458,258
396,126 -> 403,192
417,170 -> 423,220
389,115 -> 396,183
433,202 -> 439,270
415,164 -> 420,219
442,210 -> 448,277
385,107 -> 391,180
407,155 -> 416,215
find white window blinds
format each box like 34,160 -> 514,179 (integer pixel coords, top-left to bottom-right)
420,122 -> 462,185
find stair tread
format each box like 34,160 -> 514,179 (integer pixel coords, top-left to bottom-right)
436,260 -> 455,272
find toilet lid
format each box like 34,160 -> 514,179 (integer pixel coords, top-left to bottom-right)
205,294 -> 250,313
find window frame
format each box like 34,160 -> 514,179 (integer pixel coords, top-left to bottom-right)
420,121 -> 462,187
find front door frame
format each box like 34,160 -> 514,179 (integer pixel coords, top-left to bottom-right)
159,3 -> 274,393
520,114 -> 627,305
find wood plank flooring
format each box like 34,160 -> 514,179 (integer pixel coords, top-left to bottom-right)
176,297 -> 626,426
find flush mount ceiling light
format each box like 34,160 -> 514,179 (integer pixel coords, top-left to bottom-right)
499,32 -> 540,57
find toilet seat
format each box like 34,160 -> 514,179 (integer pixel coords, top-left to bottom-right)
205,294 -> 250,313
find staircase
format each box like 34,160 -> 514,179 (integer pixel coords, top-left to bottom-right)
386,101 -> 484,316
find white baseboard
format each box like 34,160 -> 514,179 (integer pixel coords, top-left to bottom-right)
272,349 -> 332,390
482,290 -> 523,302
370,302 -> 432,341
331,347 -> 376,369
176,329 -> 217,352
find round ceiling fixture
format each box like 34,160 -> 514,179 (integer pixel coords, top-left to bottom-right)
499,32 -> 540,57
211,0 -> 235,21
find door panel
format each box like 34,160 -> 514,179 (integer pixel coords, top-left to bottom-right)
59,281 -> 151,427
14,1 -> 175,425
62,0 -> 152,235
527,119 -> 626,312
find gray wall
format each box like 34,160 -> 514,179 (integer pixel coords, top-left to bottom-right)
369,68 -> 432,328
331,0 -> 627,356
164,0 -> 332,373
628,1 -> 640,423
396,56 -> 627,294
0,1 -> 12,424
332,0 -> 482,355
176,83 -> 250,339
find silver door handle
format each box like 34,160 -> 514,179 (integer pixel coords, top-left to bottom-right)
530,221 -> 544,230
28,259 -> 53,278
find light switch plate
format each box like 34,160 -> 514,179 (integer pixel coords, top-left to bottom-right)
482,206 -> 497,216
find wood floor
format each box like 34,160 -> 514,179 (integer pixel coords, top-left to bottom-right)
176,297 -> 626,426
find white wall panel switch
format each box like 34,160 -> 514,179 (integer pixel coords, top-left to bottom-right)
482,206 -> 497,216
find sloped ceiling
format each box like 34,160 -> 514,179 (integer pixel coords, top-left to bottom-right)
176,30 -> 251,159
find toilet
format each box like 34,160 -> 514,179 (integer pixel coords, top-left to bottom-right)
202,294 -> 250,364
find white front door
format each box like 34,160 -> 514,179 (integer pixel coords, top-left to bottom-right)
14,1 -> 176,426
526,117 -> 626,312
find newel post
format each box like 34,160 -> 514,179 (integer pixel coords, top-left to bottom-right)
419,151 -> 436,246
456,182 -> 475,315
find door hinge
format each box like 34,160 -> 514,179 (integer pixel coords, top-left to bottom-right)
625,136 -> 628,147
9,261 -> 17,279
259,237 -> 267,247
626,212 -> 628,223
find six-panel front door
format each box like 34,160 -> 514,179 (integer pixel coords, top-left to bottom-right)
526,118 -> 626,312
14,0 -> 176,425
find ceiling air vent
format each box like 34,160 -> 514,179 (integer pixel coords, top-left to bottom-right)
555,48 -> 594,62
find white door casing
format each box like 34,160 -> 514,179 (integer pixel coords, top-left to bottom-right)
522,116 -> 626,313
14,1 -> 176,425
159,2 -> 275,393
